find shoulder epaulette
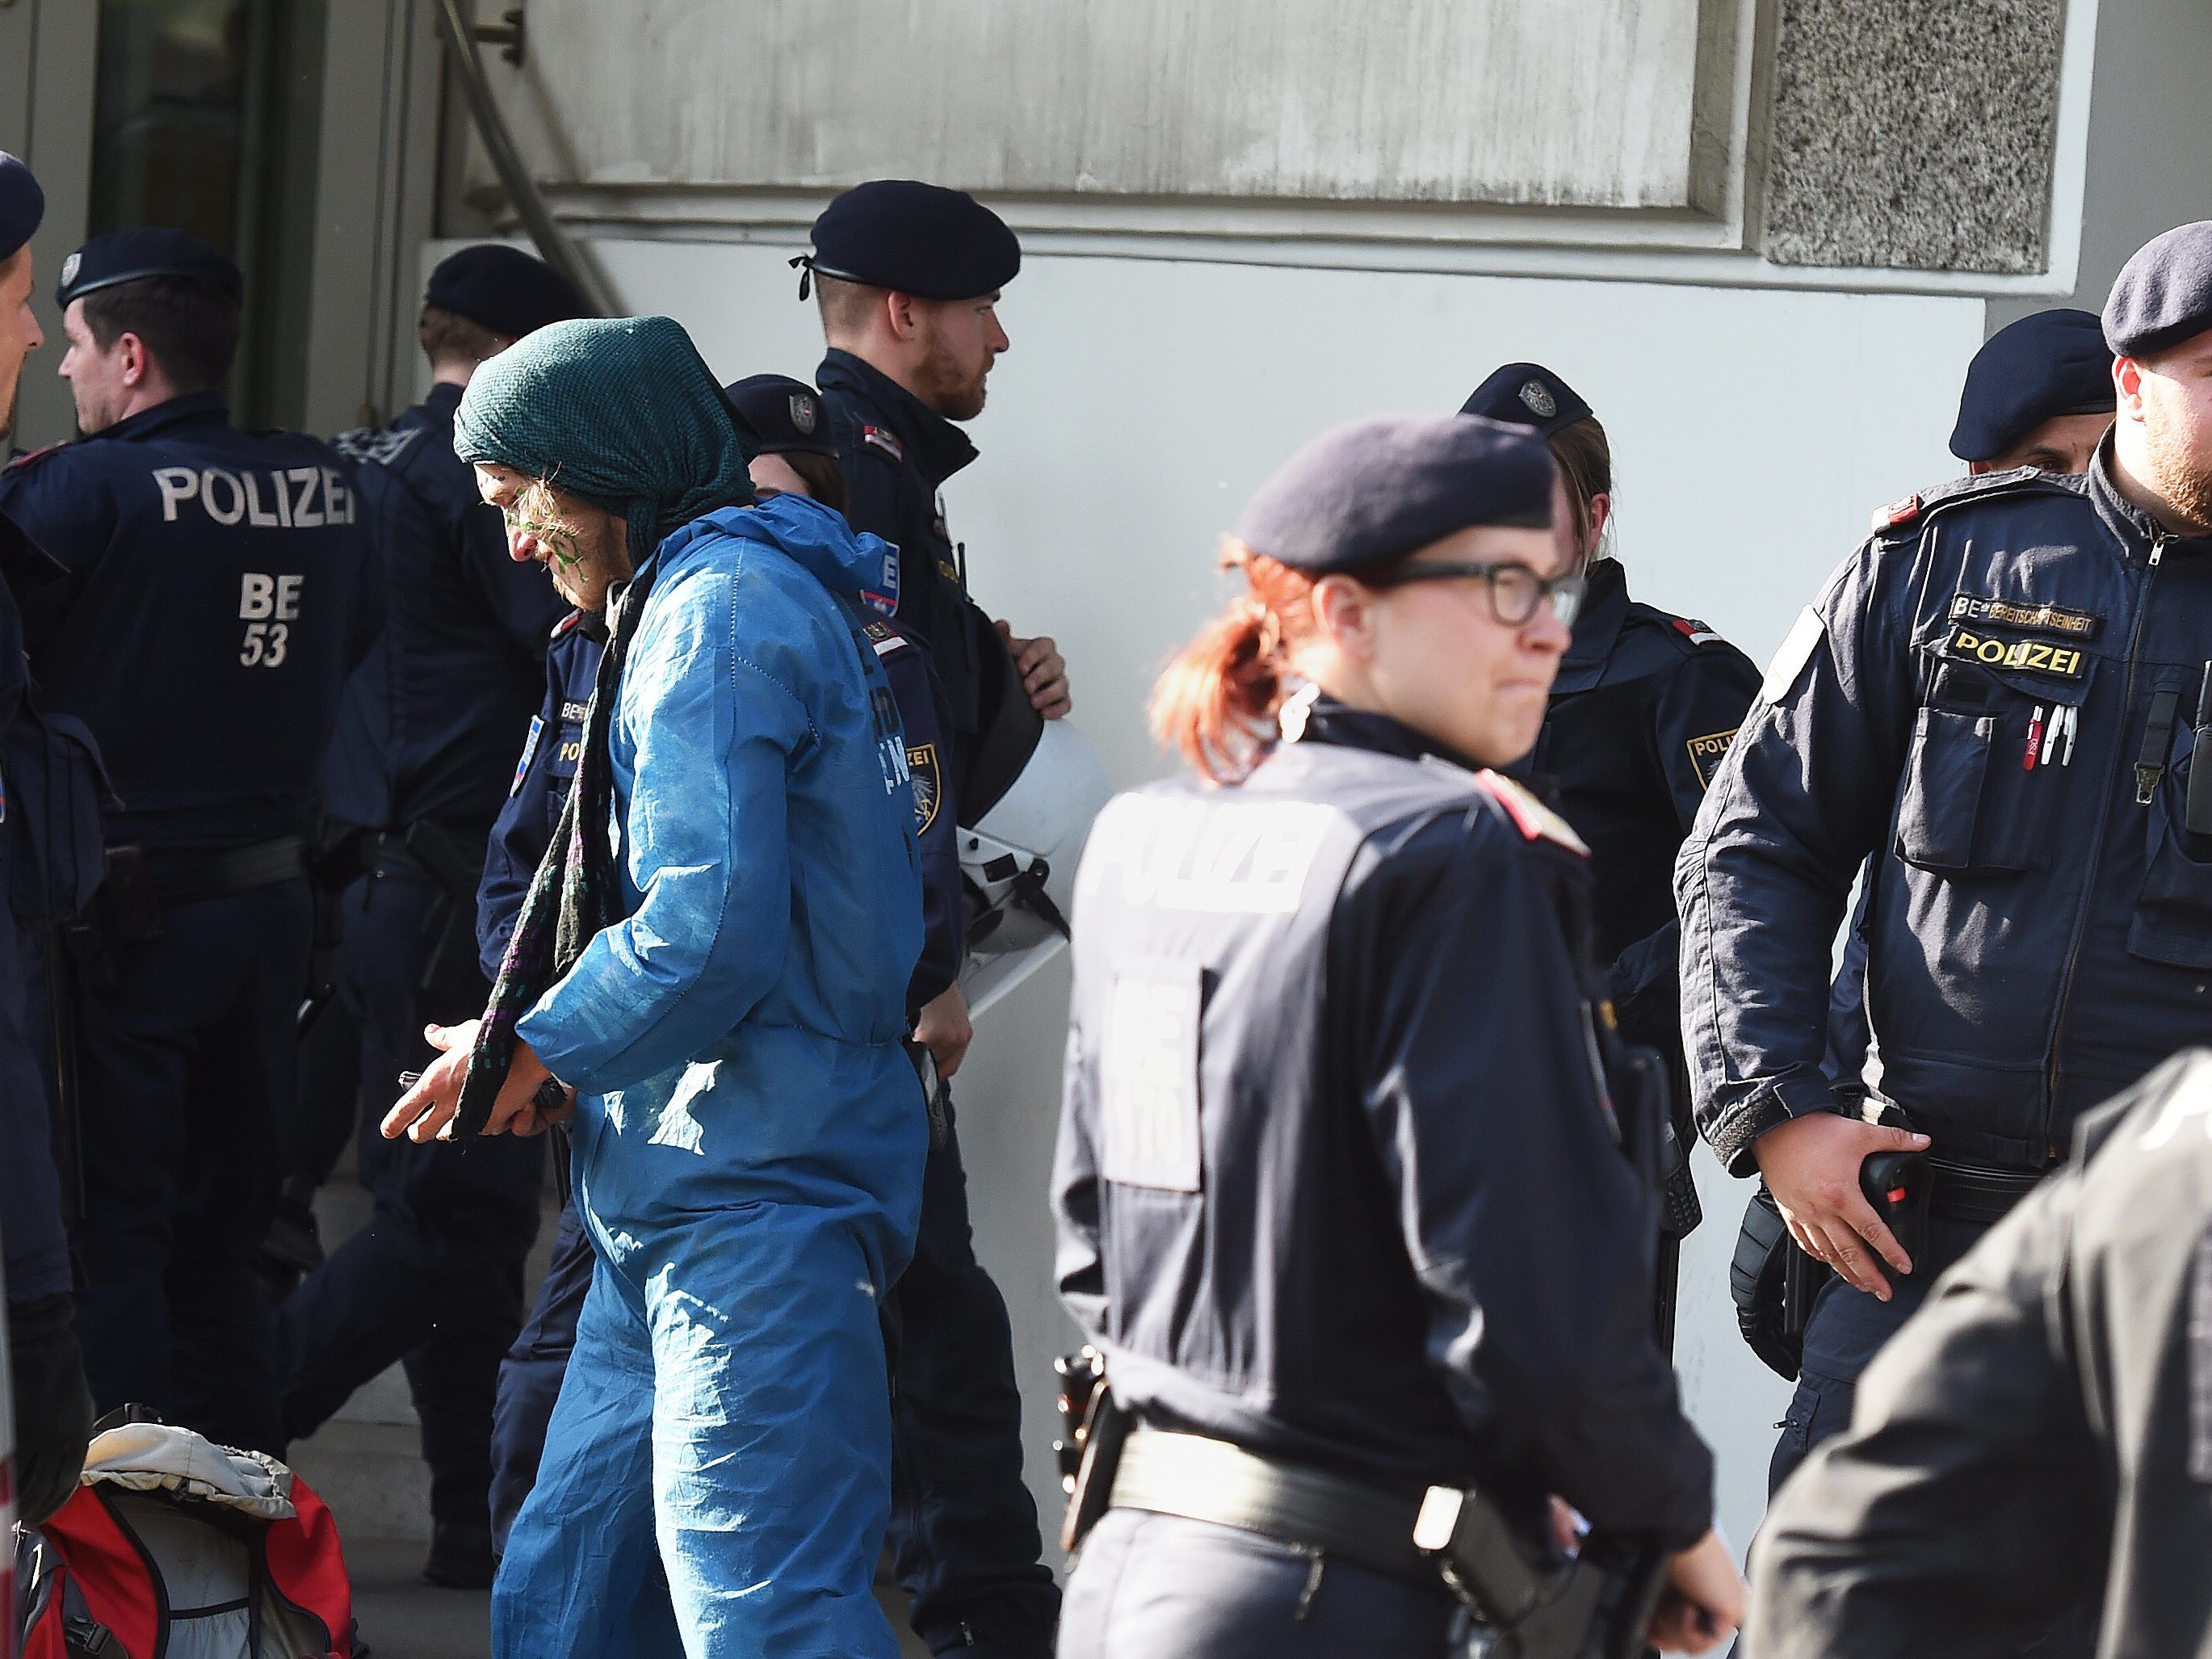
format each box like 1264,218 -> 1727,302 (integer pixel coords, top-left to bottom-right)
1668,615 -> 1725,647
861,617 -> 908,658
3,443 -> 65,475
860,425 -> 905,462
1869,467 -> 2079,535
550,610 -> 585,640
1475,770 -> 1589,855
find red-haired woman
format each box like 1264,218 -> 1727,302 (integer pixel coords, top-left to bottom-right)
1051,415 -> 1741,1658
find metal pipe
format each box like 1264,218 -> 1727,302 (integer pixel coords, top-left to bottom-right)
432,0 -> 619,317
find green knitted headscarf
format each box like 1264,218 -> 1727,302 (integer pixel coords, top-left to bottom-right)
451,313 -> 754,569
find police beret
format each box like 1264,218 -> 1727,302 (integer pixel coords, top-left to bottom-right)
1949,309 -> 2113,461
425,244 -> 590,340
722,374 -> 837,460
1235,415 -> 1555,575
55,228 -> 241,310
2103,221 -> 2212,359
0,153 -> 43,265
1458,361 -> 1594,438
804,180 -> 1020,301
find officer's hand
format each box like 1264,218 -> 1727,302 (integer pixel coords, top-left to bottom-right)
914,982 -> 973,1078
1753,1111 -> 1929,1300
1646,1530 -> 1744,1655
997,620 -> 1072,718
9,1292 -> 94,1527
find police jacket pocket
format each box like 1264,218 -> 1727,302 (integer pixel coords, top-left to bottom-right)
1896,663 -> 2083,874
2130,722 -> 2212,969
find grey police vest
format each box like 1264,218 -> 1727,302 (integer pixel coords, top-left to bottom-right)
1068,743 -> 1488,1355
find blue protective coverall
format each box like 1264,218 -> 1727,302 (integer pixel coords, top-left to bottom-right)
492,493 -> 925,1659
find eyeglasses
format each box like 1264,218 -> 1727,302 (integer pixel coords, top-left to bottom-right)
1365,561 -> 1586,630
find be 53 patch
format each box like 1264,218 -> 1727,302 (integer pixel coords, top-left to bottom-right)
1948,593 -> 2101,639
1685,728 -> 1740,789
1941,627 -> 2089,681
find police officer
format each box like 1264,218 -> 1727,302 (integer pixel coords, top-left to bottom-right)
801,181 -> 1065,1656
279,244 -> 590,1586
1824,309 -> 2116,1089
0,229 -> 379,1452
1461,364 -> 1761,1338
1677,220 -> 2212,1518
1747,1049 -> 2212,1657
1056,414 -> 1740,1658
0,150 -> 93,1528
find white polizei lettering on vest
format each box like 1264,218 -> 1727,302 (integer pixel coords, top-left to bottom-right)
243,471 -> 283,527
152,467 -> 199,522
286,466 -> 322,527
1083,795 -> 1329,914
201,468 -> 246,527
275,573 -> 304,620
321,468 -> 353,525
239,573 -> 275,620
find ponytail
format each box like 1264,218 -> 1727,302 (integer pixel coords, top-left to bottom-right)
1148,541 -> 1319,784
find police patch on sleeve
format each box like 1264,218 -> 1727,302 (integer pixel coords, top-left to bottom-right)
1100,959 -> 1204,1192
1685,728 -> 1739,790
1761,607 -> 1824,703
509,715 -> 544,797
907,741 -> 942,834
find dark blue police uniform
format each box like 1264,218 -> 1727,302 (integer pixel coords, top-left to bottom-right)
277,376 -> 566,1548
1533,559 -> 1760,1044
816,347 -> 1042,821
1056,704 -> 1715,1658
1680,452 -> 2212,1486
0,386 -> 379,1452
477,606 -> 598,1551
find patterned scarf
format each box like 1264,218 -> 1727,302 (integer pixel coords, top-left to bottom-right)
447,316 -> 753,1136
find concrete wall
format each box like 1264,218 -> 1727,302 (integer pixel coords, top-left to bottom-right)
513,233 -> 1986,1558
513,0 -> 1723,210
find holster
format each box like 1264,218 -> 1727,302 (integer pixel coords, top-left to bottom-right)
1731,1183 -> 1808,1380
1415,1487 -> 1668,1659
1058,1363 -> 1131,1554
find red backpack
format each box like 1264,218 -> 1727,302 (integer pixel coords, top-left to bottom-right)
15,1418 -> 365,1659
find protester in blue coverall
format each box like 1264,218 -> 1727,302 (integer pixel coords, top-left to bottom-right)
382,316 -> 926,1658
478,374 -> 966,1566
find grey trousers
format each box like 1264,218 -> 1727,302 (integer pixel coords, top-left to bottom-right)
1060,1509 -> 1459,1658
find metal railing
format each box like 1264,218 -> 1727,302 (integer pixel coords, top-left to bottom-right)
432,0 -> 621,317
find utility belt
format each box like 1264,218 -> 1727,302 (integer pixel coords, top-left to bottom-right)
1053,1354 -> 1665,1659
75,835 -> 306,943
1730,1111 -> 2046,1380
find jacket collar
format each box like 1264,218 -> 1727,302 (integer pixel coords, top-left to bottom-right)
2086,439 -> 2212,565
92,390 -> 231,446
420,380 -> 464,426
1551,557 -> 1630,695
1288,691 -> 1484,774
816,347 -> 977,489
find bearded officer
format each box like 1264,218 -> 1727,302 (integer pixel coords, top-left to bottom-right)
0,149 -> 94,1527
1677,219 -> 2212,1560
801,182 -> 1063,1657
1824,307 -> 2117,1090
0,228 -> 380,1452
